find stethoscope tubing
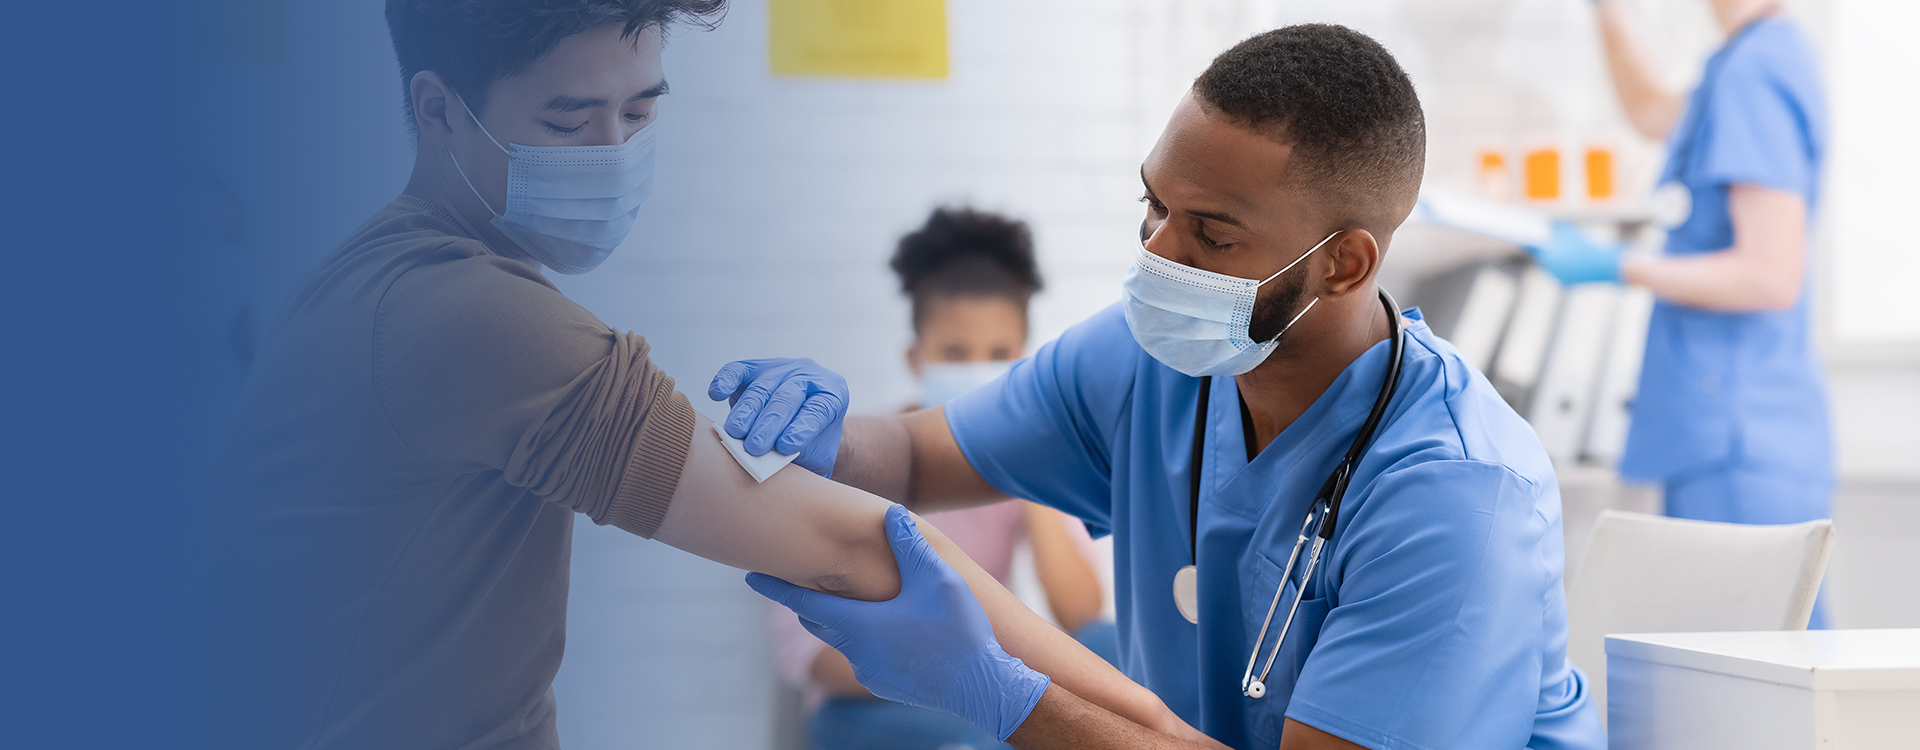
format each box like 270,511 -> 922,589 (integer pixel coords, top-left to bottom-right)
1241,508 -> 1322,697
1234,288 -> 1407,699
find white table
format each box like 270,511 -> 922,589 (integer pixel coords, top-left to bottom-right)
1606,629 -> 1920,749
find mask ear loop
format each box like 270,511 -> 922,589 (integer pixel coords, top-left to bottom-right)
1254,229 -> 1341,343
447,92 -> 510,218
1271,297 -> 1319,341
454,94 -> 510,154
1256,230 -> 1344,287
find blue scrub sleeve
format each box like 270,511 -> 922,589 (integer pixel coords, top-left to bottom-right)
1692,46 -> 1815,199
945,306 -> 1140,536
1285,460 -> 1561,750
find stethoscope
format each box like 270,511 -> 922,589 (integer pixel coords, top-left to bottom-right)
1170,287 -> 1406,700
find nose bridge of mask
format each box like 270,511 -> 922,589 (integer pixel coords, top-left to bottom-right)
1134,229 -> 1340,291
504,125 -> 658,226
508,132 -> 656,199
456,93 -> 656,210
1129,252 -> 1250,325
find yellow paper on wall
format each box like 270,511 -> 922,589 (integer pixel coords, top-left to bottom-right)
770,0 -> 948,79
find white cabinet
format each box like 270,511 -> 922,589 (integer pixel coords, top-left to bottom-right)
1606,629 -> 1920,749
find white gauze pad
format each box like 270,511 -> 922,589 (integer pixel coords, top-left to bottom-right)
713,423 -> 800,483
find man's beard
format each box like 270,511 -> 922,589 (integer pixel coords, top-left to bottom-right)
1245,271 -> 1311,345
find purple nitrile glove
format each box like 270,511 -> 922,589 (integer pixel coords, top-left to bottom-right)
746,505 -> 1051,741
707,357 -> 848,478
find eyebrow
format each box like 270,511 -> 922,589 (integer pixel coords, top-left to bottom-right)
1140,165 -> 1246,228
540,80 -> 670,113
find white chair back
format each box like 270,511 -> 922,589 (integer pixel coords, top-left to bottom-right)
1565,510 -> 1834,722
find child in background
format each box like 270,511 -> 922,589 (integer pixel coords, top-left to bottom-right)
770,207 -> 1117,750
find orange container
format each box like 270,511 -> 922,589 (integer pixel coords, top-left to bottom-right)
1478,150 -> 1510,201
1585,147 -> 1615,200
1524,148 -> 1560,201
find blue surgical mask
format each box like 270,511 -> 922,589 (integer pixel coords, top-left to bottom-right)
919,360 -> 1014,408
448,95 -> 656,274
1121,230 -> 1340,377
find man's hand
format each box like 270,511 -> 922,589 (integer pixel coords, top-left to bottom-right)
708,358 -> 848,477
747,505 -> 1051,742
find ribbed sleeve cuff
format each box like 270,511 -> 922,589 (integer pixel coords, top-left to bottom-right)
603,389 -> 697,538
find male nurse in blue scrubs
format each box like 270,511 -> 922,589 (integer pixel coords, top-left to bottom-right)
1531,0 -> 1832,624
731,25 -> 1604,750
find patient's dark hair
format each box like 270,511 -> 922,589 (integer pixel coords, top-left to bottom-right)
1193,24 -> 1426,215
386,0 -> 726,130
891,207 -> 1044,333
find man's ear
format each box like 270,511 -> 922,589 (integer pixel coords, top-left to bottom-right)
410,71 -> 457,149
905,343 -> 923,378
1322,229 -> 1381,298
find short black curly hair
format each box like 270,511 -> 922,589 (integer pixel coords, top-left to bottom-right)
890,207 -> 1043,333
1193,24 -> 1425,218
386,0 -> 727,130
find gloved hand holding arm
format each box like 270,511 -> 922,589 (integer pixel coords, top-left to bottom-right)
708,358 -> 848,477
748,505 -> 1047,740
750,505 -> 1231,750
655,417 -> 1210,745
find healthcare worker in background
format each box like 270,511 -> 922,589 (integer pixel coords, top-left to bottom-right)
1530,0 -> 1832,623
733,25 -> 1604,750
773,206 -> 1116,750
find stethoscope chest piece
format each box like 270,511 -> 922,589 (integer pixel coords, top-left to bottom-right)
1172,565 -> 1200,624
1245,679 -> 1267,699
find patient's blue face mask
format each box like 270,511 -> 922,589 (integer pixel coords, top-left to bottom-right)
1122,230 -> 1340,377
448,95 -> 656,274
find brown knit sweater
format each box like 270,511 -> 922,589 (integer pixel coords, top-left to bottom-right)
197,195 -> 696,749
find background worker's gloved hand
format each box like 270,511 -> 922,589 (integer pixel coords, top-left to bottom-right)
708,358 -> 848,478
1525,220 -> 1624,286
746,505 -> 1051,742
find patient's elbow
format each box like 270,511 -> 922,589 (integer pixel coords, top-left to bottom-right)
803,571 -> 863,599
804,530 -> 902,603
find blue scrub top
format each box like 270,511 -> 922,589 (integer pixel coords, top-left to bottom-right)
1620,17 -> 1833,485
949,305 -> 1603,750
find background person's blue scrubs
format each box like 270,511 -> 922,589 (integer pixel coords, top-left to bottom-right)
947,305 -> 1603,750
1618,17 -> 1833,626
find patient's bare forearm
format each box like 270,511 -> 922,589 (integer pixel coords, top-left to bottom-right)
655,414 -> 1189,738
833,415 -> 915,503
837,407 -> 1009,513
653,414 -> 902,602
915,515 -> 1204,745
1007,685 -> 1231,750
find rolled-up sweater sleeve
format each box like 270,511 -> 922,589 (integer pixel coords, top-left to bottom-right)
372,250 -> 696,537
